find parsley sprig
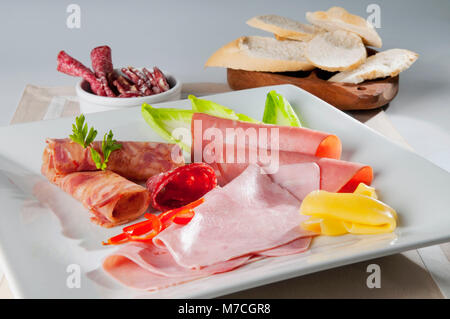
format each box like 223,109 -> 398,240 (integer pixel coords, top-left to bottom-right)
69,114 -> 98,148
90,130 -> 122,170
69,114 -> 122,170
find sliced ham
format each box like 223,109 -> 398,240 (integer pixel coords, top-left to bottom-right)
103,163 -> 319,290
102,242 -> 252,290
216,154 -> 373,193
47,170 -> 150,227
190,113 -> 371,192
269,162 -> 321,201
42,138 -> 184,182
257,237 -> 312,257
191,113 -> 342,162
154,165 -> 315,269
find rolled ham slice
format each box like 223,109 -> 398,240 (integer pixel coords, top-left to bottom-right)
103,242 -> 251,291
49,170 -> 150,227
146,163 -> 217,211
190,113 -> 371,192
216,154 -> 373,193
154,165 -> 315,269
191,113 -> 342,162
42,138 -> 184,182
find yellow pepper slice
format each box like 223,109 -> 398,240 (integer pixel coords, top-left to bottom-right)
300,183 -> 397,236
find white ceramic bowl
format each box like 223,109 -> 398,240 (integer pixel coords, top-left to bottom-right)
76,70 -> 182,113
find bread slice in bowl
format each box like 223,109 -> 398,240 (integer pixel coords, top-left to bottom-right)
205,36 -> 315,72
329,48 -> 418,84
306,6 -> 382,48
305,30 -> 367,72
247,14 -> 321,41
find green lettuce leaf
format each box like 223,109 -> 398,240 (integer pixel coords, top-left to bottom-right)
262,90 -> 302,127
141,96 -> 260,154
189,95 -> 260,123
141,103 -> 193,153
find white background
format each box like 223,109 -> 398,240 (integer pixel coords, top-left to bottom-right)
0,0 -> 449,172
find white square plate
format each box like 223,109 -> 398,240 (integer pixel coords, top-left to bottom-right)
0,85 -> 449,298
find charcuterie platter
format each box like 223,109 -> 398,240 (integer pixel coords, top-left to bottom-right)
0,85 -> 449,298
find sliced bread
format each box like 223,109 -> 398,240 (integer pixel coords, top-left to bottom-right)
329,49 -> 419,84
305,30 -> 367,72
205,36 -> 315,72
247,14 -> 321,41
306,6 -> 382,48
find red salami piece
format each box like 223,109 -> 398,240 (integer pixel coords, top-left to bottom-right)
143,67 -> 170,94
90,45 -> 113,77
113,75 -> 136,94
90,46 -> 116,97
146,163 -> 217,211
57,51 -> 106,96
153,67 -> 170,92
121,67 -> 152,95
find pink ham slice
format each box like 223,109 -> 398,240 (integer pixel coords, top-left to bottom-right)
190,113 -> 371,192
257,237 -> 312,257
102,242 -> 252,290
269,162 -> 320,201
216,153 -> 373,193
42,138 -> 184,182
153,165 -> 315,269
191,113 -> 342,162
47,170 -> 150,227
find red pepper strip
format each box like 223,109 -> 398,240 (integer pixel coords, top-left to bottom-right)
102,232 -> 130,246
128,215 -> 162,242
154,198 -> 204,229
101,198 -> 204,246
155,209 -> 178,225
123,219 -> 158,236
172,209 -> 195,225
153,197 -> 205,224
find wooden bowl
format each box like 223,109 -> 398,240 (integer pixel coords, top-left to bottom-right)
227,68 -> 398,111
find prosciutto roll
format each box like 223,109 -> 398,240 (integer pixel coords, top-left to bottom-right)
49,170 -> 150,227
42,138 -> 184,182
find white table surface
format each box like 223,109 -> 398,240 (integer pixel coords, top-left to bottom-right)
0,0 -> 449,298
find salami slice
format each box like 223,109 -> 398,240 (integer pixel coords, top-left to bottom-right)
90,45 -> 113,77
57,50 -> 106,96
146,163 -> 217,211
90,45 -> 116,97
42,138 -> 184,182
49,170 -> 150,227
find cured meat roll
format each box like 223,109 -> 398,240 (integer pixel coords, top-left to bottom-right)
42,138 -> 184,182
49,170 -> 150,227
146,163 -> 217,211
